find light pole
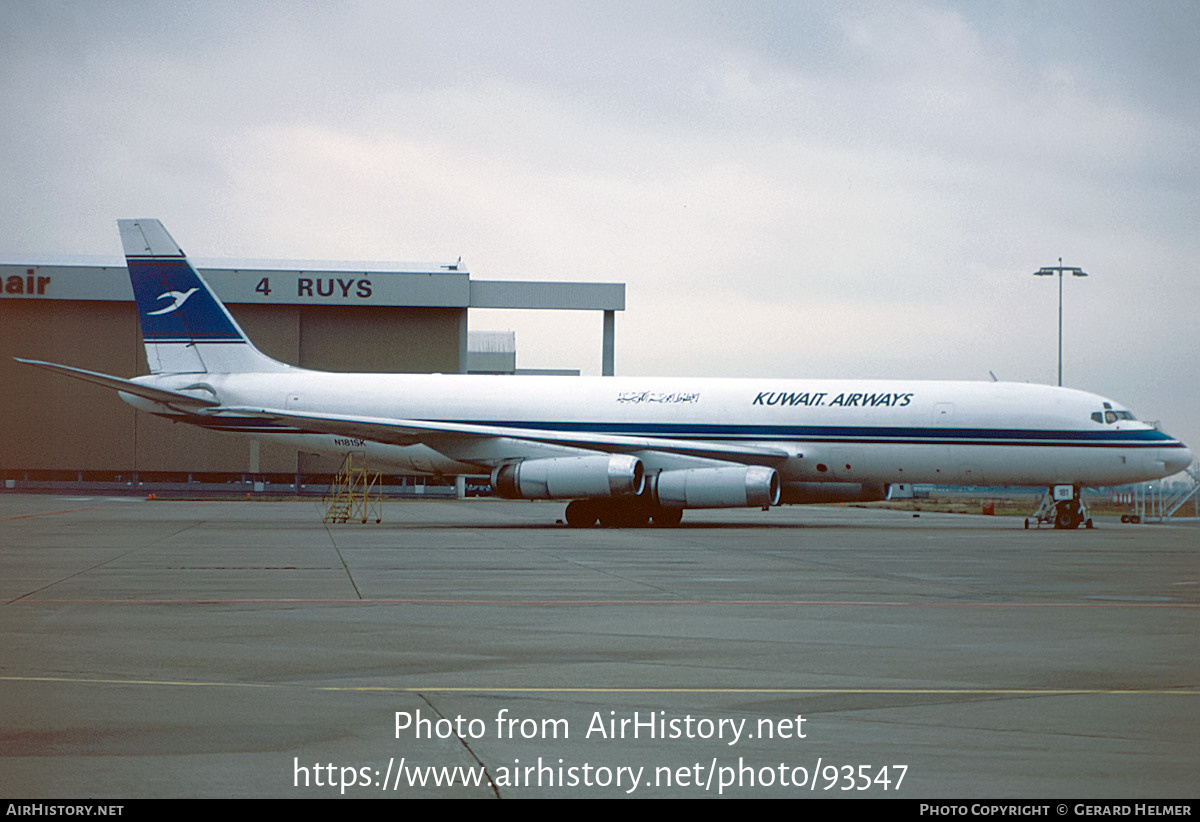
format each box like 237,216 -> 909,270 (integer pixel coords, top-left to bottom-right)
1033,258 -> 1088,387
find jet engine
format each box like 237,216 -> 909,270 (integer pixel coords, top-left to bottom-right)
654,465 -> 780,509
491,454 -> 645,500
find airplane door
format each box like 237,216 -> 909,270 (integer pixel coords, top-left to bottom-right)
928,402 -> 954,481
930,402 -> 982,483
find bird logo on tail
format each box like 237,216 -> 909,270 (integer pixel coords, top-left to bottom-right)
147,288 -> 199,315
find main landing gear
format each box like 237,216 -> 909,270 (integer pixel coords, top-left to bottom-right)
1024,485 -> 1093,530
564,498 -> 684,528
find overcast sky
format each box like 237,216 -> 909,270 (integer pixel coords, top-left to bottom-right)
2,1 -> 1196,453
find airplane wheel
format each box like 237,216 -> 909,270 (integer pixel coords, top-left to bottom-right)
604,505 -> 650,528
1120,514 -> 1129,523
1085,518 -> 1093,529
1024,518 -> 1030,529
652,507 -> 684,527
565,500 -> 599,528
623,510 -> 652,528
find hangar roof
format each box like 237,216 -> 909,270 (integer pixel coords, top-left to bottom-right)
0,256 -> 624,311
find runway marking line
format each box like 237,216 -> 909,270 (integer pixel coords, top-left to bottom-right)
2,675 -> 1198,695
0,505 -> 106,521
0,500 -> 214,521
8,597 -> 1198,608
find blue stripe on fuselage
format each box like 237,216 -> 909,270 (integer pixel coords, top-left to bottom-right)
444,420 -> 1183,448
191,413 -> 1180,449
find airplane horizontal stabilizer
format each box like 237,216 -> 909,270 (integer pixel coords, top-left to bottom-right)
14,358 -> 220,408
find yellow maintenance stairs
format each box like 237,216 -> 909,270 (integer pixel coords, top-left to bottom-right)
323,452 -> 383,524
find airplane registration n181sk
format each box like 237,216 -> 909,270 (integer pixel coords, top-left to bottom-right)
16,219 -> 1192,529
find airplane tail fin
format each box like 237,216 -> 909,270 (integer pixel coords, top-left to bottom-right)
119,219 -> 291,375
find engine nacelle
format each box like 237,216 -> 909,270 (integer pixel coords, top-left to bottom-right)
491,455 -> 645,500
778,482 -> 887,504
654,466 -> 780,509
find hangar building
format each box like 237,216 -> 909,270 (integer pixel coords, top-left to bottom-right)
0,255 -> 623,490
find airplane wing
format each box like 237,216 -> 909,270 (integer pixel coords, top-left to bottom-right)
14,358 -> 220,408
215,406 -> 791,464
14,357 -> 787,465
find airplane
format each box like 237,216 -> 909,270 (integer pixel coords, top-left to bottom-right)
15,219 -> 1193,529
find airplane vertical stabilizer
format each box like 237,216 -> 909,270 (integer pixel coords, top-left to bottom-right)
119,219 -> 291,375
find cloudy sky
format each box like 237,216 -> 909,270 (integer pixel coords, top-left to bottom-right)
2,1 -> 1197,452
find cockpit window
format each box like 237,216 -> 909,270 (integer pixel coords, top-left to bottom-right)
1094,409 -> 1136,424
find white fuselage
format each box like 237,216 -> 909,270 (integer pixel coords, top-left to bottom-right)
130,370 -> 1191,488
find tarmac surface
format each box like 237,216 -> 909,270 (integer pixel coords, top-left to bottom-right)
1,494 -> 1196,798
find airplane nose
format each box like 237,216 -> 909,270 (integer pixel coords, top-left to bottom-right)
1161,443 -> 1193,476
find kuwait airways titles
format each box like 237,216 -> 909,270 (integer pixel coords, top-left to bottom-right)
754,390 -> 914,408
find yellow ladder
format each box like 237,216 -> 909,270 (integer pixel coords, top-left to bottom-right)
323,453 -> 383,524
